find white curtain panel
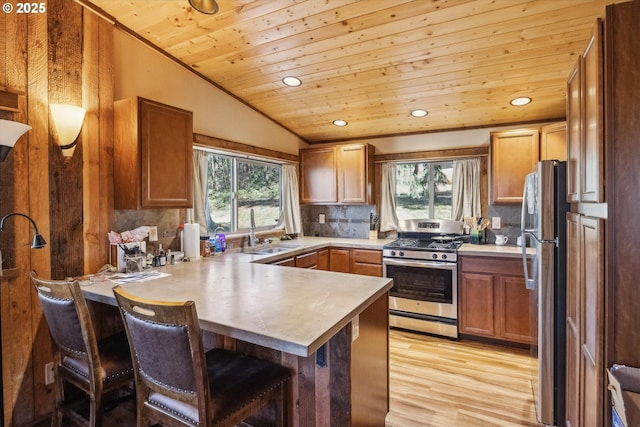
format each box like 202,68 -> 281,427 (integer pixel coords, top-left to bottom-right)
379,163 -> 399,232
276,164 -> 302,234
192,150 -> 209,235
451,158 -> 481,221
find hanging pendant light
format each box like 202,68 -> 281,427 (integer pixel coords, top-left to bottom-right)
189,0 -> 219,14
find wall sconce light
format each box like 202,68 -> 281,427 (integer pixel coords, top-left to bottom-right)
0,212 -> 47,249
188,0 -> 219,14
0,119 -> 32,162
50,104 -> 86,160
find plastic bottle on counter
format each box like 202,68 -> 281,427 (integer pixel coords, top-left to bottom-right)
158,243 -> 166,266
214,227 -> 226,252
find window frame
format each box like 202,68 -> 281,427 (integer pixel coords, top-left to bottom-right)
196,147 -> 283,235
393,160 -> 454,220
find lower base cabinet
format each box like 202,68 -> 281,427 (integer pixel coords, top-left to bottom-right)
271,247 -> 382,276
459,255 -> 536,345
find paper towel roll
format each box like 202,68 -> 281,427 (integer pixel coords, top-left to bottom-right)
183,223 -> 201,261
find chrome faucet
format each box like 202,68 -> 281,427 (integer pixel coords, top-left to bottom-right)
249,208 -> 257,246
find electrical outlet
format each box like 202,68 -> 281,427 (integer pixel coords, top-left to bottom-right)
492,217 -> 501,229
351,315 -> 360,342
319,214 -> 325,224
45,362 -> 54,385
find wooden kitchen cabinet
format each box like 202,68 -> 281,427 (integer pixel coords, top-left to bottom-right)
317,249 -> 329,271
540,122 -> 567,162
580,21 -> 604,203
114,97 -> 193,209
565,213 -> 605,427
459,255 -> 536,345
299,147 -> 337,204
329,248 -> 351,273
295,251 -> 319,269
271,257 -> 295,267
567,61 -> 582,203
300,144 -> 374,204
351,248 -> 383,277
567,21 -> 604,205
490,129 -> 540,204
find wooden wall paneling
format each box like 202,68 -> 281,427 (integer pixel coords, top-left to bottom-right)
605,0 -> 640,368
48,0 -> 84,280
26,8 -> 55,423
3,10 -> 37,426
82,11 -> 102,275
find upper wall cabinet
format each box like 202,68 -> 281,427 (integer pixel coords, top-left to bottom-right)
300,143 -> 374,204
114,97 -> 193,209
540,122 -> 567,162
567,21 -> 604,204
490,125 -> 567,204
490,129 -> 540,204
581,22 -> 604,203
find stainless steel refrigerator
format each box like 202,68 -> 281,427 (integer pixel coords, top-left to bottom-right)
520,160 -> 568,427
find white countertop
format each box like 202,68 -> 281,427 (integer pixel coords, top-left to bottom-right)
459,243 -> 535,258
82,236 -> 392,357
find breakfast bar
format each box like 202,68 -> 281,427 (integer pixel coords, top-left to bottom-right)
82,255 -> 393,426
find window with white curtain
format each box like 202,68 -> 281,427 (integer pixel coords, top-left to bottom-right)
204,151 -> 282,234
394,161 -> 454,220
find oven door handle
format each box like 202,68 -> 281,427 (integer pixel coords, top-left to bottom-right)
383,258 -> 456,270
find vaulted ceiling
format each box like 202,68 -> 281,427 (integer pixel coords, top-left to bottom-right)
82,0 -> 620,143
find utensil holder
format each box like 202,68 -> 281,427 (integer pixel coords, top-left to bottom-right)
124,254 -> 145,273
470,229 -> 485,244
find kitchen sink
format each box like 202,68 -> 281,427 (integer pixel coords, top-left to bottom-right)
242,244 -> 300,255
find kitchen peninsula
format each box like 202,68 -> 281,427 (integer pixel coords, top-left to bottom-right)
82,243 -> 392,427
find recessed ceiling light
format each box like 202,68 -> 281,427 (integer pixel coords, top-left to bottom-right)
410,109 -> 428,117
282,76 -> 302,87
332,120 -> 348,127
510,97 -> 532,106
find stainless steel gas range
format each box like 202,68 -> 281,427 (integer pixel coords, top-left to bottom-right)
383,219 -> 464,338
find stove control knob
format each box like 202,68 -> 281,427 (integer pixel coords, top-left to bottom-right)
442,254 -> 448,260
399,251 -> 404,257
432,253 -> 438,260
391,250 -> 396,256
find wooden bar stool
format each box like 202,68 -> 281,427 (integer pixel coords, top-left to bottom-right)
112,285 -> 291,427
30,271 -> 134,427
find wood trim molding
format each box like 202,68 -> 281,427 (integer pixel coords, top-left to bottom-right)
193,133 -> 298,163
374,146 -> 489,162
0,89 -> 20,112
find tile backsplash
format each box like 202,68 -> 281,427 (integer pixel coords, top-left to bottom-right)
301,205 -> 376,239
484,204 -> 522,245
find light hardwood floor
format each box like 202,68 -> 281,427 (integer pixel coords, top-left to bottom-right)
387,329 -> 541,427
64,329 -> 541,427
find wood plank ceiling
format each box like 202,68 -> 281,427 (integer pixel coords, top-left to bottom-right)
82,0 -> 621,143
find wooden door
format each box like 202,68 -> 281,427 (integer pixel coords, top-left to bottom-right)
459,272 -> 496,338
338,144 -> 367,203
140,98 -> 193,208
329,248 -> 351,273
565,212 -> 581,427
498,275 -> 535,344
317,249 -> 329,271
490,129 -> 540,204
579,216 -> 604,427
300,147 -> 337,204
566,61 -> 582,203
581,21 -> 604,203
540,122 -> 567,162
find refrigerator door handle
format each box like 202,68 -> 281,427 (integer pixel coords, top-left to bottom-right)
521,182 -> 536,290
